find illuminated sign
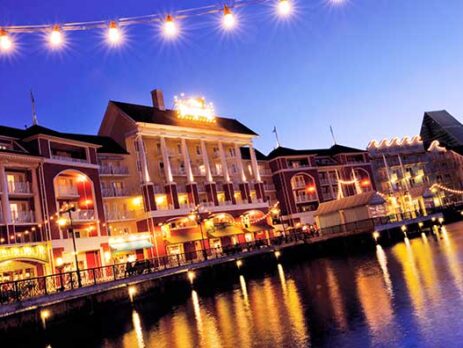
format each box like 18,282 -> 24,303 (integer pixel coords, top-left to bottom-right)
0,243 -> 50,263
174,94 -> 216,122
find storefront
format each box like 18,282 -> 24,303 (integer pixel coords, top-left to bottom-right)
0,242 -> 51,282
108,233 -> 153,264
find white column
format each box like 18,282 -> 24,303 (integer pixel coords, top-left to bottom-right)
249,144 -> 261,183
218,142 -> 230,182
200,140 -> 213,182
160,136 -> 173,183
234,144 -> 246,182
181,139 -> 194,183
137,136 -> 151,183
0,164 -> 11,223
31,167 -> 42,223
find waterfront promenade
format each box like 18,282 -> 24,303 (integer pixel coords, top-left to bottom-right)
0,211 -> 443,325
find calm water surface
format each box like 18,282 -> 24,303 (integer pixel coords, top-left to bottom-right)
45,223 -> 463,348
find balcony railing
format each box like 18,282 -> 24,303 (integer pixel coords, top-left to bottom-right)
70,209 -> 95,221
101,187 -> 131,198
295,194 -> 318,203
105,210 -> 144,221
179,202 -> 195,210
99,166 -> 129,176
8,182 -> 31,194
171,168 -> 187,176
264,184 -> 275,191
51,155 -> 88,163
12,210 -> 35,224
56,185 -> 79,197
260,169 -> 272,176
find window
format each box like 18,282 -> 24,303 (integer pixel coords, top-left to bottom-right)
196,146 -> 201,155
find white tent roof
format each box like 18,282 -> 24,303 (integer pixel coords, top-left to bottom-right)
315,191 -> 385,216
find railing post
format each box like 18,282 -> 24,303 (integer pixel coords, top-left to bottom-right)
70,272 -> 74,289
176,254 -> 180,267
14,280 -> 20,301
93,269 -> 97,285
113,265 -> 117,280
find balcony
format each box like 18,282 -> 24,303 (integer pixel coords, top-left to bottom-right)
295,194 -> 318,203
70,209 -> 95,221
12,210 -> 35,224
264,184 -> 275,191
171,168 -> 187,176
56,185 -> 79,198
105,210 -> 144,221
8,182 -> 31,195
260,169 -> 272,176
101,187 -> 132,198
99,166 -> 129,176
319,178 -> 331,186
51,155 -> 88,164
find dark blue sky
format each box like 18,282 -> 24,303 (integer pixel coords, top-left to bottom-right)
1,0 -> 463,154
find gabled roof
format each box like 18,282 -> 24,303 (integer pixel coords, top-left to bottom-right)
240,147 -> 267,161
267,144 -> 365,160
315,191 -> 385,216
0,123 -> 127,155
110,101 -> 258,136
420,110 -> 463,149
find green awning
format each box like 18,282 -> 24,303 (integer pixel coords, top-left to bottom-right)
208,225 -> 245,238
110,240 -> 153,252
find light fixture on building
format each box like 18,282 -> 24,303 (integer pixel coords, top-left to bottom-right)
56,257 -> 64,267
187,270 -> 195,283
174,94 -> 216,122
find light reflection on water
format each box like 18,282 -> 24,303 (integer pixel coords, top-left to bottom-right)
48,222 -> 463,348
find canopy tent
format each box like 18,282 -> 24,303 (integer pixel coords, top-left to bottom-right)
315,191 -> 385,217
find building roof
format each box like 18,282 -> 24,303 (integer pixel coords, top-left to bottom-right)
240,147 -> 267,161
315,191 -> 385,216
267,144 -> 365,160
111,100 -> 258,136
420,110 -> 463,149
0,124 -> 127,155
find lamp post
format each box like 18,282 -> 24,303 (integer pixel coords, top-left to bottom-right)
189,205 -> 209,260
59,206 -> 82,288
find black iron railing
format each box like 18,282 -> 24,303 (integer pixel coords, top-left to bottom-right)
0,235 -> 311,304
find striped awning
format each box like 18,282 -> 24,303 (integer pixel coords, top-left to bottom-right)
110,240 -> 153,252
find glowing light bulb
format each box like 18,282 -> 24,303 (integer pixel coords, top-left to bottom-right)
49,25 -> 64,48
0,29 -> 13,52
277,0 -> 292,17
222,6 -> 236,30
163,15 -> 178,38
107,21 -> 122,45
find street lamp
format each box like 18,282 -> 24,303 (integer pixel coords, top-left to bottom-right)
189,205 -> 209,260
58,205 -> 82,288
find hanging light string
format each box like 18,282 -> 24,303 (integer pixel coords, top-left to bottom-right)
431,183 -> 463,195
1,0 -> 288,34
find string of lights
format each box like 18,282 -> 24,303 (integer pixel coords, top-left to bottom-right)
0,0 -> 308,54
431,183 -> 463,195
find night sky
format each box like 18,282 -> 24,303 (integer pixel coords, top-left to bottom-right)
1,0 -> 463,154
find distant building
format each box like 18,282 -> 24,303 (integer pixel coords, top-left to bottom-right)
267,144 -> 374,226
420,110 -> 463,149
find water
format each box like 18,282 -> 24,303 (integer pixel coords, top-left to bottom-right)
30,223 -> 463,347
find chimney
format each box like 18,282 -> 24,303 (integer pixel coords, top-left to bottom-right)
151,89 -> 165,110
